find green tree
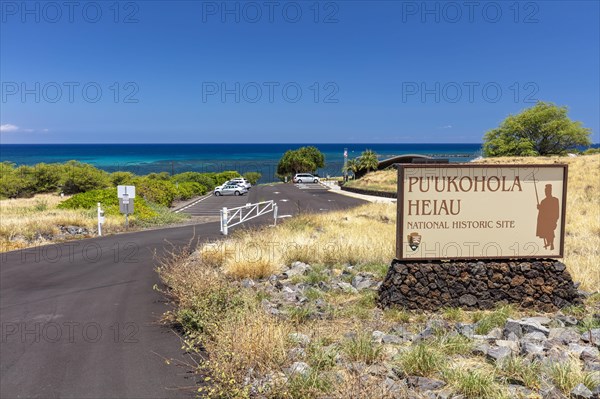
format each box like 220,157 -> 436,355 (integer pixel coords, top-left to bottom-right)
483,102 -> 592,157
276,146 -> 325,179
243,172 -> 262,185
359,150 -> 379,173
343,158 -> 360,177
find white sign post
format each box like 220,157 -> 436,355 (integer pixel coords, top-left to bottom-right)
117,185 -> 136,199
117,186 -> 136,229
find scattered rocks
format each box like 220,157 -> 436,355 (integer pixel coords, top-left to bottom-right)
241,278 -> 255,288
495,339 -> 519,354
233,259 -> 597,398
570,383 -> 593,399
289,332 -> 310,347
336,282 -> 358,294
521,342 -> 545,357
286,362 -> 311,377
504,319 -> 524,338
60,225 -> 89,235
473,342 -> 490,356
549,327 -> 581,344
486,346 -> 512,362
352,273 -> 376,290
283,261 -> 311,278
581,328 -> 600,344
406,376 -> 446,391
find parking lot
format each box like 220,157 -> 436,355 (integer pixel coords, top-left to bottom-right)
175,182 -> 364,223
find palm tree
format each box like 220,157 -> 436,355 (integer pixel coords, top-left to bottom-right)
359,150 -> 379,173
343,158 -> 360,178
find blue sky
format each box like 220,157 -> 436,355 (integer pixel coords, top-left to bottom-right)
1,0 -> 598,144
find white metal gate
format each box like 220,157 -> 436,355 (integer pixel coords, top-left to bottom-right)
220,200 -> 278,235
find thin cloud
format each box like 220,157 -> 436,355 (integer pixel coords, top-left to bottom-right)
0,124 -> 49,133
0,124 -> 19,133
439,125 -> 453,129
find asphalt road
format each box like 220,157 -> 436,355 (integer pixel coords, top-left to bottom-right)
0,183 -> 365,399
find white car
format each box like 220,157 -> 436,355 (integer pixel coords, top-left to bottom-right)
214,184 -> 248,196
293,173 -> 319,183
216,180 -> 245,190
228,177 -> 252,189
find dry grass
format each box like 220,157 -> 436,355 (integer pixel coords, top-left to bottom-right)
192,203 -> 396,280
341,155 -> 600,291
345,169 -> 396,192
0,193 -> 186,252
0,194 -> 127,251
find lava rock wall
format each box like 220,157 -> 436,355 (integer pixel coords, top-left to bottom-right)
378,259 -> 582,311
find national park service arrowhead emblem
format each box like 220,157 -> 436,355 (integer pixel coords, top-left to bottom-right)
407,232 -> 421,251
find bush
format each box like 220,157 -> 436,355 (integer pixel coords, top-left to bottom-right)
110,171 -> 135,186
31,163 -> 62,192
243,172 -> 262,185
171,172 -> 217,190
583,147 -> 600,155
58,188 -> 157,219
61,161 -> 110,194
137,178 -> 177,207
0,164 -> 36,198
175,182 -> 206,200
146,172 -> 171,180
214,171 -> 241,185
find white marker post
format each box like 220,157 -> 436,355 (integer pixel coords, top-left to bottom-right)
97,202 -> 104,236
273,203 -> 278,226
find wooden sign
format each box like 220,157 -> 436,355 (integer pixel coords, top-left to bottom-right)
397,164 -> 568,260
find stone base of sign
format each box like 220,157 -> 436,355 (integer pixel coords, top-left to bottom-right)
378,259 -> 582,312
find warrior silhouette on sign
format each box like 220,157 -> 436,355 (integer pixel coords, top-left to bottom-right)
535,183 -> 559,250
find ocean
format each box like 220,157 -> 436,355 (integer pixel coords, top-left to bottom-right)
0,143 -> 482,182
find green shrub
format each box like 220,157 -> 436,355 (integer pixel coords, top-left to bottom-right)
215,171 -> 241,185
243,172 -> 262,185
0,164 -> 35,198
110,171 -> 135,186
175,182 -> 206,200
171,172 -> 217,190
583,147 -> 600,155
57,188 -> 157,219
137,178 -> 177,207
61,161 -> 110,194
31,163 -> 62,192
146,172 -> 171,180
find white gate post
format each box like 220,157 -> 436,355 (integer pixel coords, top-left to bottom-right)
221,207 -> 228,235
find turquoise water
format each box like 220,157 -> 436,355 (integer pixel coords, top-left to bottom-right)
0,143 -> 482,182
